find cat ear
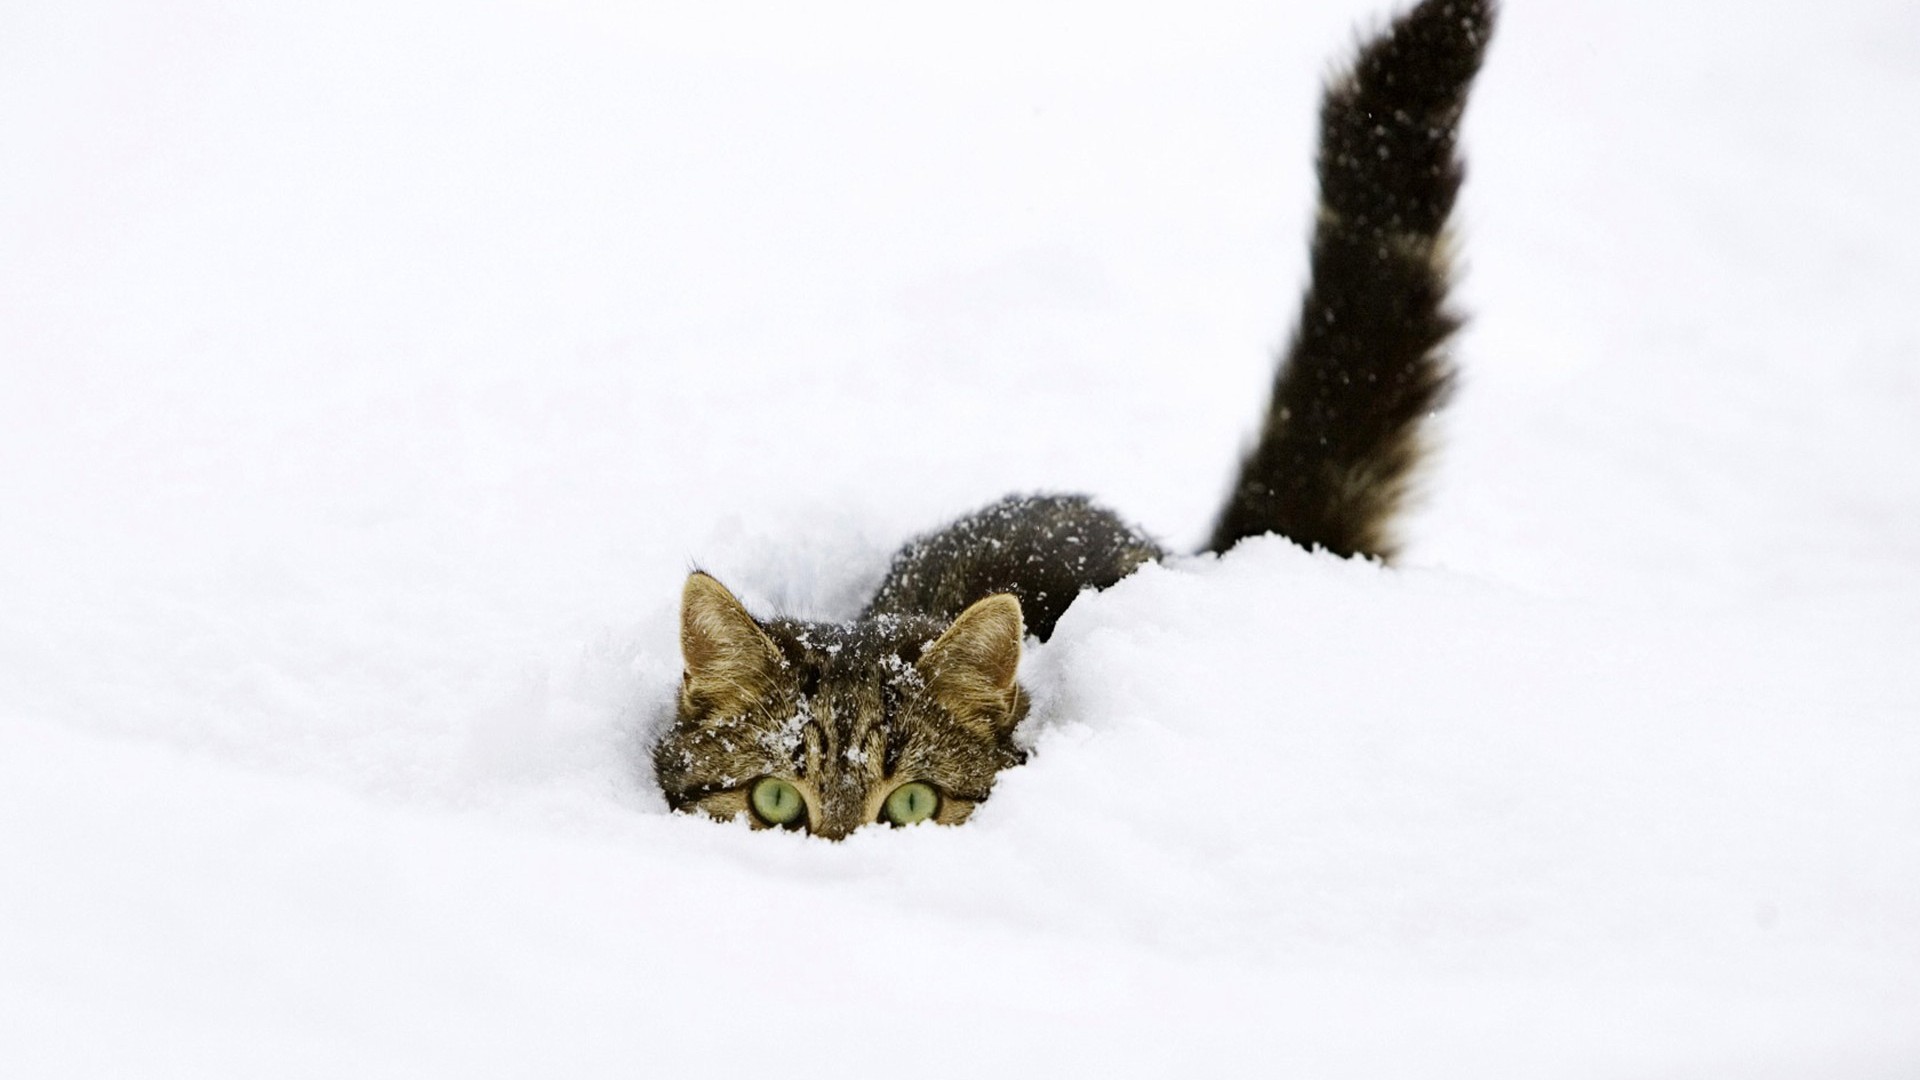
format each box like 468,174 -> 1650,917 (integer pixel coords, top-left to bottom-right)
680,572 -> 783,719
919,594 -> 1024,734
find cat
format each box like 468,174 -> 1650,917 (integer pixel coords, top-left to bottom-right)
653,0 -> 1496,838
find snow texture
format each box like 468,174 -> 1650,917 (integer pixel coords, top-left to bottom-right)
3,0 -> 1917,1075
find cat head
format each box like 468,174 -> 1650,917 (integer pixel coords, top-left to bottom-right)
652,571 -> 1028,839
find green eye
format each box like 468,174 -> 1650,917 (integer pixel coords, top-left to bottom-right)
750,778 -> 806,828
882,782 -> 940,826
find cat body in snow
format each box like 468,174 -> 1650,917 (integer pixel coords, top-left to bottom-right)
654,0 -> 1496,838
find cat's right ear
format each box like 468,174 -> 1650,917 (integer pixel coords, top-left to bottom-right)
919,593 -> 1025,737
679,572 -> 783,719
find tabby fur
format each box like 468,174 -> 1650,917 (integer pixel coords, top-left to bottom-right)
653,0 -> 1496,836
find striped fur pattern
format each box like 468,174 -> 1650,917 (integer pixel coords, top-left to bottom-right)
656,574 -> 1026,839
655,0 -> 1495,835
863,494 -> 1167,643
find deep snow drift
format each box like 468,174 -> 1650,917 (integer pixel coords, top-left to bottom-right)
3,0 -> 1917,1075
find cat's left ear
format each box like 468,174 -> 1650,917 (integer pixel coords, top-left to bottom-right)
919,594 -> 1024,736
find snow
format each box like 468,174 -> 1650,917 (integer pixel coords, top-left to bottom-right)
4,0 -> 1918,1075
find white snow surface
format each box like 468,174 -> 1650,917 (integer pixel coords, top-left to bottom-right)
4,0 -> 1919,1075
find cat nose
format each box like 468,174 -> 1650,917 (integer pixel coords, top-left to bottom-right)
809,803 -> 870,841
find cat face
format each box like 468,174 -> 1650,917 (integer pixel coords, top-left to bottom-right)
652,572 -> 1028,839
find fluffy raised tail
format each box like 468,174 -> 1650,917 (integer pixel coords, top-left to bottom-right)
1206,0 -> 1495,560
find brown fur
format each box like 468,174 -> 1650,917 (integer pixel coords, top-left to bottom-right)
655,573 -> 1027,839
1205,0 -> 1494,558
652,0 -> 1496,837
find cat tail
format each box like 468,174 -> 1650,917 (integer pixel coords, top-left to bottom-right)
1204,0 -> 1495,561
